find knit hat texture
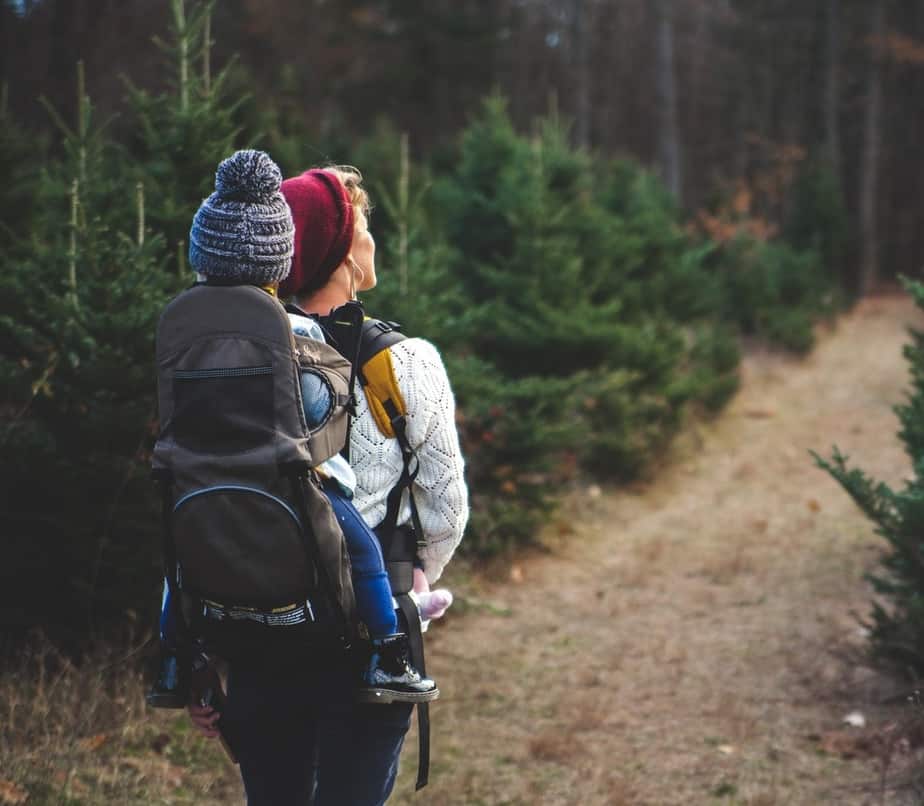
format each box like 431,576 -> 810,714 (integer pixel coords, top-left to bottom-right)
278,169 -> 355,298
188,149 -> 294,285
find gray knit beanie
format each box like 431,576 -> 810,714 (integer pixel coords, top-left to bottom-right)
188,149 -> 294,285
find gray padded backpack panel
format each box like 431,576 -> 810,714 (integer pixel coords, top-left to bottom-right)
151,285 -> 355,619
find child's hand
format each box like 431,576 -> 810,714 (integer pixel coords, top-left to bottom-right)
418,589 -> 453,621
413,566 -> 452,621
412,566 -> 430,594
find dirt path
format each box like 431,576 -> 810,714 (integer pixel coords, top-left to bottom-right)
391,295 -> 924,806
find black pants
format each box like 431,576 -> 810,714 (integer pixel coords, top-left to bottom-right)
220,651 -> 413,806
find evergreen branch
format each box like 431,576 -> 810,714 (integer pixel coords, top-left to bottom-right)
0,351 -> 60,449
811,447 -> 901,533
38,96 -> 76,141
86,417 -> 152,636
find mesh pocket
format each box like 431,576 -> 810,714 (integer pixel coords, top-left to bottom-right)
299,369 -> 336,432
173,365 -> 274,454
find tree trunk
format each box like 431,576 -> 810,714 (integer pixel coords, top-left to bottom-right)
824,0 -> 841,172
860,0 -> 885,296
572,0 -> 591,150
655,0 -> 682,202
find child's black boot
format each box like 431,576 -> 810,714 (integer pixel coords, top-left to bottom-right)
357,633 -> 439,704
145,647 -> 189,709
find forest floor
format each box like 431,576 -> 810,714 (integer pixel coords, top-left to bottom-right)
388,292 -> 924,805
3,294 -> 924,806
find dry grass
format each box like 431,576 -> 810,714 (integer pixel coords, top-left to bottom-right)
4,296 -> 924,805
0,638 -> 242,805
386,295 -> 924,806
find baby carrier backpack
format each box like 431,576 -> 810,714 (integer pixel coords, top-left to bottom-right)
150,283 -> 359,664
149,286 -> 435,789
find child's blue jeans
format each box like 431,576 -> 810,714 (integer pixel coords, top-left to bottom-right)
323,484 -> 398,638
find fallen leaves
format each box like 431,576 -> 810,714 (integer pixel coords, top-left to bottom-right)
816,730 -> 872,759
529,731 -> 586,762
0,780 -> 28,805
814,718 -> 924,761
77,733 -> 109,752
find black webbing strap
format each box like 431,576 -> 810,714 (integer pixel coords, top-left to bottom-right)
379,404 -> 431,788
338,304 -> 366,459
380,400 -> 426,547
368,348 -> 430,790
357,318 -> 406,367
397,593 -> 430,789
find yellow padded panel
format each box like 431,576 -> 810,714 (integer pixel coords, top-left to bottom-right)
363,348 -> 408,438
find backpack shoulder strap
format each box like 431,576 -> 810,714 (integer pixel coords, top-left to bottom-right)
359,320 -> 432,790
358,319 -> 425,541
358,319 -> 408,438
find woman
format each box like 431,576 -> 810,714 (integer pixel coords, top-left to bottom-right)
280,166 -> 468,587
189,162 -> 468,805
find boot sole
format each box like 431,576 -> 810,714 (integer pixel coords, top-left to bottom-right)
145,691 -> 189,709
356,686 -> 440,705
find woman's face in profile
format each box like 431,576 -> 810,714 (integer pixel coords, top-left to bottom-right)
352,214 -> 377,291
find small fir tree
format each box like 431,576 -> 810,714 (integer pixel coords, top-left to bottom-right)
124,0 -> 241,275
421,97 -> 741,550
0,65 -> 174,644
0,82 -> 44,254
815,280 -> 924,675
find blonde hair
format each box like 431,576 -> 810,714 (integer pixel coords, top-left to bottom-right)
324,165 -> 371,227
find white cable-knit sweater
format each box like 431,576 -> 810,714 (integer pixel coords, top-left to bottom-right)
348,337 -> 468,583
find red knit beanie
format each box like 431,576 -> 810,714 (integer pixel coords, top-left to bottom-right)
278,169 -> 355,298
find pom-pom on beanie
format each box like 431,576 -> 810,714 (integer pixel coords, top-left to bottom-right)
188,149 -> 295,286
278,169 -> 355,299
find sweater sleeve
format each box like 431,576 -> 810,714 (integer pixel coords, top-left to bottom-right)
394,338 -> 469,583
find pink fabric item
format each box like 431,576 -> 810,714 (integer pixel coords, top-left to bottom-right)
417,589 -> 453,621
278,169 -> 355,298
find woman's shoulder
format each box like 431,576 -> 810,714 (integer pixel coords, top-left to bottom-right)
388,335 -> 444,364
384,336 -> 452,386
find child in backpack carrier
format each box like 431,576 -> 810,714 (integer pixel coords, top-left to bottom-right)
148,149 -> 448,710
288,310 -> 449,703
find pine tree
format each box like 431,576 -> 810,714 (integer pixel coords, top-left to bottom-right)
815,280 -> 924,675
0,82 -> 44,254
123,0 -> 241,275
0,62 -> 173,643
418,98 -> 741,550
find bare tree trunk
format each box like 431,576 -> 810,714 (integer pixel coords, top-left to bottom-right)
572,0 -> 591,150
172,0 -> 189,113
824,0 -> 841,172
655,0 -> 682,202
860,0 -> 885,296
202,6 -> 211,96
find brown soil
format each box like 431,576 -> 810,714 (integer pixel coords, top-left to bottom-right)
390,294 -> 924,805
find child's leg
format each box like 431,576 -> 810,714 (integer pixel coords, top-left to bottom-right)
323,485 -> 398,639
160,577 -> 176,645
147,577 -> 187,708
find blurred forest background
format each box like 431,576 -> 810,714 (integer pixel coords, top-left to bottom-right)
1,0 -> 922,652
